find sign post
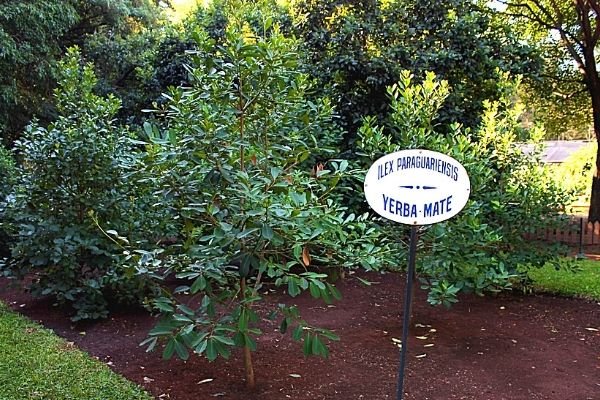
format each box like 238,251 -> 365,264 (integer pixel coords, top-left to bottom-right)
363,149 -> 470,400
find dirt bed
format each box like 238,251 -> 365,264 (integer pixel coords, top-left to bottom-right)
1,271 -> 599,400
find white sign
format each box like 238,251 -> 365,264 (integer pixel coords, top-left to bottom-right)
364,149 -> 470,225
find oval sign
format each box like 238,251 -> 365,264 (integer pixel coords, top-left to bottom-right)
364,149 -> 470,225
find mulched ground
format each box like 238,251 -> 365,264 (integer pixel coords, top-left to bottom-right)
1,270 -> 599,400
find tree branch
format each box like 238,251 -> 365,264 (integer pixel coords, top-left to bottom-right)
552,87 -> 588,99
501,0 -> 587,72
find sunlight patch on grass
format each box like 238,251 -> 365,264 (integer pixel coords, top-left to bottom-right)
0,303 -> 152,400
529,258 -> 600,301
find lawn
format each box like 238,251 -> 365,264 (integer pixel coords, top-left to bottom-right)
0,302 -> 152,400
529,258 -> 600,300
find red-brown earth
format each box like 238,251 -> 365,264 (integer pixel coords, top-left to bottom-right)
1,270 -> 599,400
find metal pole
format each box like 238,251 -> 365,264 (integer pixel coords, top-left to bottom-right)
577,217 -> 585,259
396,225 -> 418,400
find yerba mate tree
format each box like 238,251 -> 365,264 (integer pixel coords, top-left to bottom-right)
358,71 -> 571,307
138,1 -> 393,388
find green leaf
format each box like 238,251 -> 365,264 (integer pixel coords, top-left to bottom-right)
237,228 -> 259,239
174,338 -> 189,360
190,276 -> 207,294
290,191 -> 306,206
292,325 -> 303,341
270,166 -> 282,180
288,279 -> 301,297
243,333 -> 257,351
149,320 -> 177,336
302,333 -> 312,356
177,304 -> 195,317
279,317 -> 288,334
213,335 -> 235,346
205,338 -> 218,361
309,282 -> 321,299
312,335 -> 328,357
140,337 -> 158,353
261,224 -> 274,240
216,341 -> 231,359
163,337 -> 176,360
195,339 -> 208,355
328,283 -> 342,300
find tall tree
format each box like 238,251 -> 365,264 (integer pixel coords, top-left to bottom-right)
0,0 -> 162,144
290,0 -> 540,147
499,0 -> 600,220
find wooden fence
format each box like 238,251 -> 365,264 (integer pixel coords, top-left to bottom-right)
532,216 -> 600,246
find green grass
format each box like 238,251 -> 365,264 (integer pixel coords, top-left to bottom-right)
529,258 -> 600,301
0,303 -> 153,400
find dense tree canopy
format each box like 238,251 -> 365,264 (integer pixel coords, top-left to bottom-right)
289,0 -> 541,146
499,0 -> 600,220
0,0 -> 163,144
0,4 -> 576,386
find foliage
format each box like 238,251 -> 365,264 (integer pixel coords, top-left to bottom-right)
0,302 -> 153,400
288,0 -> 541,144
500,0 -> 595,139
554,141 -> 596,205
0,1 -> 78,143
83,28 -> 166,126
357,71 -> 572,307
0,144 -> 16,258
498,0 -> 600,221
135,2 -> 394,387
0,0 -> 164,143
1,48 -> 157,321
528,258 -> 600,301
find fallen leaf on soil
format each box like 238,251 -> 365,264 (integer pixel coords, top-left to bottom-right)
302,246 -> 311,266
197,379 -> 214,384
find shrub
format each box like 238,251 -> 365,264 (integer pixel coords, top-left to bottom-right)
553,141 -> 595,206
357,71 -> 572,306
0,144 -> 15,258
136,2 -> 394,388
2,48 -> 156,320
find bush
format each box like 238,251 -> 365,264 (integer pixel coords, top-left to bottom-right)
135,2 -> 394,387
2,48 -> 156,320
554,141 -> 595,206
0,144 -> 15,258
357,71 -> 572,306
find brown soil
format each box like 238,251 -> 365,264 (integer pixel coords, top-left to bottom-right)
1,271 -> 599,400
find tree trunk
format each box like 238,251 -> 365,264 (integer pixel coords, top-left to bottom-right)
239,278 -> 256,389
587,79 -> 600,222
583,0 -> 600,222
